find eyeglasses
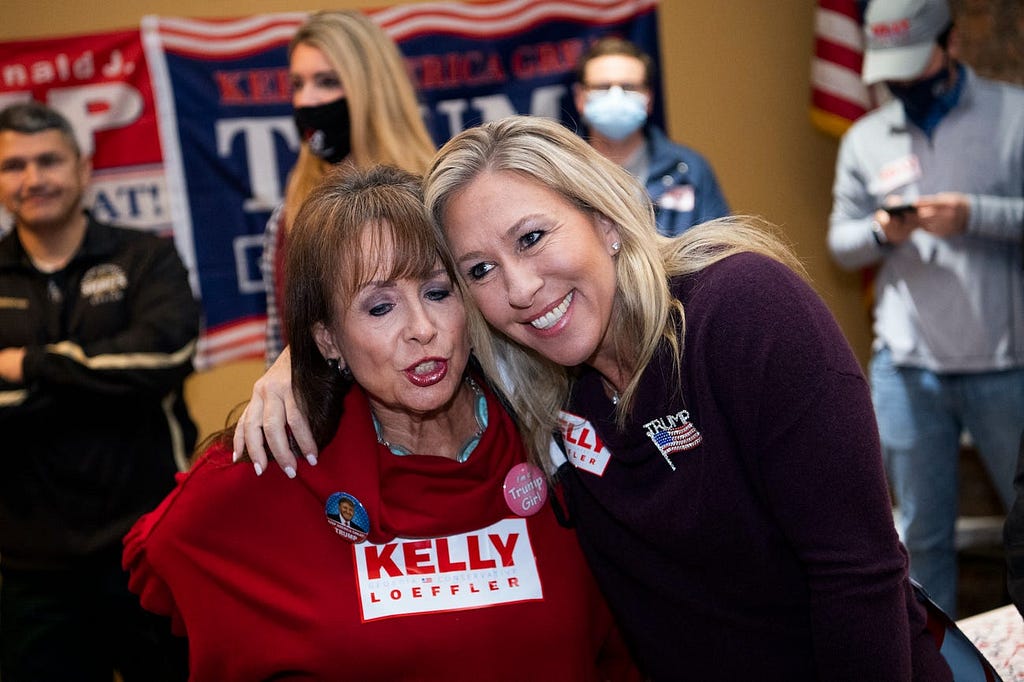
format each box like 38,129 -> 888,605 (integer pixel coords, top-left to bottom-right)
583,82 -> 648,94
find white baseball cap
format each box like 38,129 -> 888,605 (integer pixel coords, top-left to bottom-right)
861,0 -> 951,85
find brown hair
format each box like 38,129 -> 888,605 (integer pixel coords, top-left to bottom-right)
574,35 -> 656,87
285,164 -> 454,446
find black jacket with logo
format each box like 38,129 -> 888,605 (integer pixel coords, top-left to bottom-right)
0,213 -> 199,569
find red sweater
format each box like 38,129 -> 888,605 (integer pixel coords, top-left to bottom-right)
124,383 -> 631,681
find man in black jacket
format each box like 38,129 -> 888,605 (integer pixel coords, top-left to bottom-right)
0,101 -> 195,682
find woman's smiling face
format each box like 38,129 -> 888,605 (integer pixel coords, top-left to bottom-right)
442,169 -> 620,371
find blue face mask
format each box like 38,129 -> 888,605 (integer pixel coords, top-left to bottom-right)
887,61 -> 955,130
583,86 -> 649,141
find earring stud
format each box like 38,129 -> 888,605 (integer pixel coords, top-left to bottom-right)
611,241 -> 621,252
326,357 -> 353,380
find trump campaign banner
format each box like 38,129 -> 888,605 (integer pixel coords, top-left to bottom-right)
0,30 -> 171,235
2,0 -> 660,369
141,13 -> 307,368
375,0 -> 663,140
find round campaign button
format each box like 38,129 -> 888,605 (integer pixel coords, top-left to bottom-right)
325,491 -> 369,543
502,462 -> 547,517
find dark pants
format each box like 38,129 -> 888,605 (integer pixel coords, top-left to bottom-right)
0,547 -> 188,682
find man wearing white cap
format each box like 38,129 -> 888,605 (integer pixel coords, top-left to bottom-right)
827,0 -> 1024,617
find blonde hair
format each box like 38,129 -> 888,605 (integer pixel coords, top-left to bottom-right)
424,115 -> 804,465
284,11 -> 436,228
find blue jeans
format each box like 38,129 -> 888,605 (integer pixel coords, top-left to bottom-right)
870,348 -> 1024,616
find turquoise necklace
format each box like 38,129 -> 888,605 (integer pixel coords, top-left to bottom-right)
371,376 -> 487,463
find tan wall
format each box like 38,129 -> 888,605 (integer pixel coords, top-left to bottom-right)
2,0 -> 857,441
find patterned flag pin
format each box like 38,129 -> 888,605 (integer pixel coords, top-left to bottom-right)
644,411 -> 702,471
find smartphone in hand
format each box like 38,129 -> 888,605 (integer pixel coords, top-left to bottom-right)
882,203 -> 917,218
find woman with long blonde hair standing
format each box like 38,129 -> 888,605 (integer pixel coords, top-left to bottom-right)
263,10 -> 435,365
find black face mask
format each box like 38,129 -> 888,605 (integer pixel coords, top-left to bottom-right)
293,98 -> 351,164
887,64 -> 952,125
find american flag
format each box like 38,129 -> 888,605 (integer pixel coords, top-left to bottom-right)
810,0 -> 876,137
650,422 -> 702,454
648,420 -> 702,474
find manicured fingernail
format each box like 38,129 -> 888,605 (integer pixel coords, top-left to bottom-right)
305,453 -> 318,466
253,462 -> 263,476
231,450 -> 240,463
284,466 -> 297,479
